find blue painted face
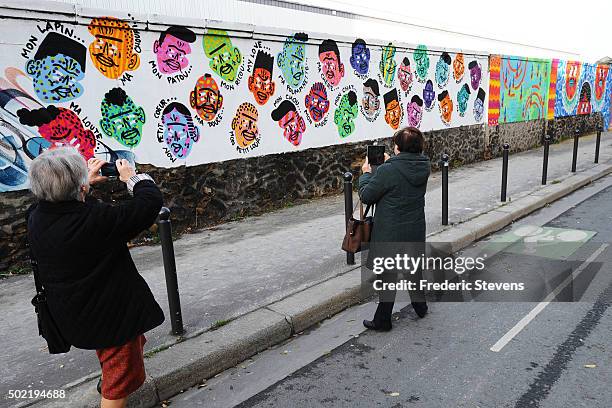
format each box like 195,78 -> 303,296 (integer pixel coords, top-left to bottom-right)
423,80 -> 436,109
435,57 -> 450,88
26,54 -> 84,103
162,107 -> 200,159
350,43 -> 370,75
474,98 -> 484,121
277,37 -> 307,88
457,86 -> 470,116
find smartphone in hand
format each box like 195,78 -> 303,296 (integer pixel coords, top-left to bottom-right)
367,145 -> 385,166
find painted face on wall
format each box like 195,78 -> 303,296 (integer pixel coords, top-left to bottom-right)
413,45 -> 429,82
304,82 -> 330,123
88,17 -> 140,80
595,65 -> 609,101
190,74 -> 224,122
247,51 -> 275,105
468,60 -> 482,90
438,91 -> 453,124
271,100 -> 306,146
153,26 -> 196,75
435,52 -> 451,88
231,102 -> 259,148
277,33 -> 308,89
423,80 -> 436,109
203,29 -> 242,83
397,58 -> 412,93
25,33 -> 86,103
456,84 -> 471,117
319,39 -> 344,87
362,79 -> 380,119
577,83 -> 592,115
407,95 -> 423,128
453,53 -> 464,82
383,89 -> 401,130
350,39 -> 370,75
473,88 -> 486,122
17,106 -> 96,159
161,103 -> 200,159
100,88 -> 146,148
334,91 -> 358,138
379,43 -> 397,87
565,61 -> 581,101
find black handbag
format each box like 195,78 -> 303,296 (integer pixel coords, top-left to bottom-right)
29,248 -> 71,354
341,202 -> 374,254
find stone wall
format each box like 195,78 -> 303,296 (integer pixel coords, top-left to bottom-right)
0,113 -> 604,272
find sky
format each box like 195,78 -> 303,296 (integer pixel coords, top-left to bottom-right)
292,0 -> 611,62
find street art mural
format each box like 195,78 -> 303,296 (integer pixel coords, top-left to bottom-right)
151,25 -> 196,82
318,39 -> 345,89
88,17 -> 141,80
203,29 -> 243,84
99,87 -> 145,148
350,39 -> 370,77
230,102 -> 260,153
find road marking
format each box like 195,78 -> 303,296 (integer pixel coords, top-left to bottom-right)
489,243 -> 609,352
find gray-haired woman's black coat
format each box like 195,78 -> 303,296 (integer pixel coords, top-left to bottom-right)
359,152 -> 430,245
27,180 -> 165,350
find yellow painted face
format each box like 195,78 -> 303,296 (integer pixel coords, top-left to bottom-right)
88,17 -> 140,79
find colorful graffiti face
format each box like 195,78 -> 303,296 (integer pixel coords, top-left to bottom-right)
453,53 -> 464,82
379,43 -> 397,87
153,26 -> 196,74
304,82 -> 330,123
319,39 -> 344,87
190,74 -> 223,122
413,45 -> 429,81
577,83 -> 592,115
88,17 -> 140,79
457,84 -> 470,117
384,89 -> 401,130
438,91 -> 453,124
25,33 -> 86,103
595,65 -> 609,101
468,60 -> 482,90
474,88 -> 486,122
161,102 -> 200,159
565,61 -> 581,100
334,91 -> 358,138
362,79 -> 380,120
277,33 -> 308,89
231,103 -> 259,148
435,52 -> 451,88
350,39 -> 370,75
407,96 -> 423,128
423,80 -> 435,109
100,88 -> 145,148
203,29 -> 242,83
271,100 -> 306,146
397,58 -> 413,92
17,106 -> 96,159
247,51 -> 275,105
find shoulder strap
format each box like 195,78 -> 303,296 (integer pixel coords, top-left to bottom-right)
25,205 -> 44,295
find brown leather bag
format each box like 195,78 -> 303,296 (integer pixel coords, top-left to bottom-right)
342,203 -> 373,253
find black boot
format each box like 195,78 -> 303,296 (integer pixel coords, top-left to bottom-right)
363,319 -> 392,331
411,302 -> 428,318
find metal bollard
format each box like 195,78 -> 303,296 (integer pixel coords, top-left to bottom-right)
571,127 -> 579,172
542,134 -> 551,185
501,143 -> 509,202
343,172 -> 355,265
595,125 -> 602,164
440,154 -> 449,225
157,207 -> 184,336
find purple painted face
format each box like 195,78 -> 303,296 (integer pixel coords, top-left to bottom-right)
407,100 -> 423,128
423,80 -> 435,109
154,35 -> 192,74
470,63 -> 482,90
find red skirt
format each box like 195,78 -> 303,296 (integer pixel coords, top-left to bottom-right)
96,334 -> 147,400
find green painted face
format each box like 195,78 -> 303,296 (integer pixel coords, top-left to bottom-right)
203,29 -> 243,82
379,43 -> 397,87
413,44 -> 429,81
100,95 -> 146,148
333,91 -> 358,138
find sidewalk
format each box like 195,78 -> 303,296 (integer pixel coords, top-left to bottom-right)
1,132 -> 611,407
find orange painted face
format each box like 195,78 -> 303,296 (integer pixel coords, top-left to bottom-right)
453,53 -> 464,82
439,93 -> 453,124
565,61 -> 581,100
384,100 -> 401,130
248,68 -> 275,105
88,17 -> 140,79
595,65 -> 609,101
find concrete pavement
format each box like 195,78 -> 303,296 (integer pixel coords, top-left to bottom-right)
1,132 -> 612,407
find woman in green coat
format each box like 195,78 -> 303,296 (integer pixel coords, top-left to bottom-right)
359,127 -> 431,331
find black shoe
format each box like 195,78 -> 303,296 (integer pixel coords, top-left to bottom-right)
97,378 -> 102,394
363,319 -> 392,331
412,302 -> 428,318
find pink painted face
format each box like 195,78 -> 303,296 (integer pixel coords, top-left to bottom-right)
279,110 -> 306,146
319,50 -> 344,87
154,34 -> 192,74
38,108 -> 96,159
397,62 -> 412,92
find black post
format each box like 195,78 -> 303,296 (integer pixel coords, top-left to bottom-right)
343,172 -> 355,265
595,125 -> 602,164
571,127 -> 579,172
501,143 -> 509,202
158,207 -> 184,336
441,154 -> 449,225
542,134 -> 550,185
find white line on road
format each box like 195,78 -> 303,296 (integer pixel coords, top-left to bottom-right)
489,243 -> 609,352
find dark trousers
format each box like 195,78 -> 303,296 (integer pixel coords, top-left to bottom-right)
373,267 -> 426,328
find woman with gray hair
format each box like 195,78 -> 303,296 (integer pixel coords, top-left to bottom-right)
27,147 -> 164,408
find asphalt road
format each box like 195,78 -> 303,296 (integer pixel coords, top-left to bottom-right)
169,177 -> 612,408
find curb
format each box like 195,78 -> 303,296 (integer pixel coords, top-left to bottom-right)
31,161 -> 612,408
